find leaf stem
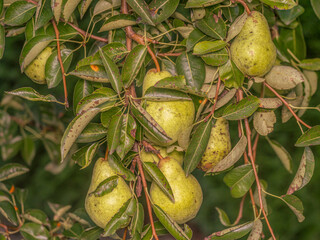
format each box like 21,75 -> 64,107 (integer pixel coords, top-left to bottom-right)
51,20 -> 69,108
264,82 -> 311,129
122,227 -> 128,240
142,140 -> 164,160
157,52 -> 183,57
233,0 -> 251,15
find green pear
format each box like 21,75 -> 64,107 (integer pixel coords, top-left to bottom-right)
25,47 -> 53,84
199,118 -> 232,171
230,11 -> 276,76
150,157 -> 203,224
143,69 -> 195,146
85,158 -> 132,228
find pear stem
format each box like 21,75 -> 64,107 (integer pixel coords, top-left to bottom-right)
238,89 -> 277,240
204,76 -> 222,122
142,140 -> 164,160
136,156 -> 160,240
234,0 -> 251,15
52,19 -> 69,108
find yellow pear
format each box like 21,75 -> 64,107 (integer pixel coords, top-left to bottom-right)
143,69 -> 195,146
150,157 -> 203,224
230,11 -> 276,76
85,158 -> 132,228
199,118 -> 232,171
25,46 -> 53,84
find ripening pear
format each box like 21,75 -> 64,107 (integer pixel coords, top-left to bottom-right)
25,47 -> 53,84
199,118 -> 232,171
150,157 -> 203,224
85,158 -> 132,228
230,11 -> 276,76
143,69 -> 195,146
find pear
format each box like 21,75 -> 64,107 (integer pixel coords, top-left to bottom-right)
230,11 -> 276,76
143,69 -> 195,146
85,158 -> 132,228
25,47 -> 53,84
199,118 -> 232,171
150,157 -> 203,224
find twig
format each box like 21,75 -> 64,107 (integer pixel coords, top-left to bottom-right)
136,156 -> 159,240
264,82 -> 311,129
104,146 -> 109,161
25,0 -> 37,4
142,140 -> 164,160
51,20 -> 69,108
252,134 -> 259,161
157,52 -> 183,57
233,0 -> 251,15
122,228 -> 128,240
204,76 -> 222,122
233,194 -> 246,225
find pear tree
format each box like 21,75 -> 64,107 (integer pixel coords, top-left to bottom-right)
0,0 -> 320,239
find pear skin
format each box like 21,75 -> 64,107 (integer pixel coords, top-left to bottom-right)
230,11 -> 276,76
85,158 -> 132,228
199,118 -> 232,171
142,69 -> 172,95
150,157 -> 203,224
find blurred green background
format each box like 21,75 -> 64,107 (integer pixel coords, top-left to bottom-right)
1,1 -> 320,239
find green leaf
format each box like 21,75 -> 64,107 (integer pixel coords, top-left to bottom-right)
5,1 -> 36,26
223,164 -> 256,198
61,108 -> 101,161
131,101 -> 171,144
149,0 -> 179,24
259,0 -> 297,10
108,155 -> 135,181
287,147 -> 315,195
142,161 -> 175,202
122,45 -> 148,87
79,0 -> 93,18
6,87 -> 62,104
69,65 -> 110,82
22,136 -> 36,165
0,163 -> 29,182
176,52 -> 205,90
101,107 -> 122,128
0,201 -> 19,225
51,0 -> 63,22
73,80 -> 94,113
277,5 -> 304,25
219,60 -> 244,88
206,222 -> 253,240
144,87 -> 192,101
99,14 -> 137,32
193,40 -> 227,55
80,227 -> 103,240
311,0 -> 320,20
127,0 -> 155,26
186,29 -> 209,52
152,204 -> 190,240
35,0 -> 53,29
130,202 -> 144,234
281,194 -> 305,222
266,137 -> 292,173
72,142 -> 100,169
222,96 -> 260,120
20,222 -> 50,240
108,113 -> 124,155
63,0 -> 81,21
23,209 -> 48,224
0,25 -> 5,59
90,176 -> 119,197
184,119 -> 212,176
226,12 -> 247,42
298,58 -> 320,71
196,15 -> 226,40
201,48 -> 229,67
46,22 -> 79,41
295,125 -> 320,147
215,207 -> 231,227
1,136 -> 22,161
98,47 -> 123,94
45,48 -> 73,88
77,123 -> 108,143
186,0 -> 224,8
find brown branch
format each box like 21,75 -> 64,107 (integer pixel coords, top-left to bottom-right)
136,156 -> 159,240
233,194 -> 246,225
142,140 -> 164,160
104,146 -> 109,161
233,0 -> 251,15
52,20 -> 69,108
122,228 -> 128,240
25,0 -> 37,4
204,76 -> 222,122
264,82 -> 311,129
157,52 -> 183,57
252,134 -> 259,161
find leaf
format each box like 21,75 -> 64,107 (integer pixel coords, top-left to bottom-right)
223,164 -> 256,198
63,0 -> 81,21
6,87 -> 62,104
122,45 -> 147,87
0,25 -> 5,59
90,176 -> 119,197
72,142 -> 100,169
77,123 -> 108,143
277,5 -> 304,25
226,12 -> 247,42
259,0 -> 297,10
100,107 -> 122,128
206,222 -> 253,240
127,0 -> 154,26
60,108 -> 100,161
149,0 -> 179,24
45,48 -> 73,88
184,119 -> 212,176
70,65 -> 109,84
253,111 -> 276,136
80,0 -> 93,18
130,202 -> 144,234
108,114 -> 124,155
22,136 -> 36,165
23,209 -> 48,224
281,195 -> 305,222
215,207 -> 231,227
196,15 -> 226,40
52,0 -> 63,22
20,222 -> 50,239
73,80 -> 94,113
222,96 -> 260,121
108,155 -> 135,181
152,204 -> 190,240
193,40 -> 226,55
298,58 -> 320,71
99,14 -> 137,32
219,60 -> 244,88
176,52 -> 205,90
295,125 -> 320,147
206,136 -> 247,174
98,47 -> 122,94
35,0 -> 53,29
186,29 -> 209,52
5,1 -> 36,26
80,227 -> 103,240
185,0 -> 224,8
266,137 -> 292,173
0,163 -> 29,182
311,0 -> 320,20
201,48 -> 229,67
142,161 -> 175,202
247,219 -> 263,240
287,147 -> 315,195
144,87 -> 192,101
0,201 -> 19,225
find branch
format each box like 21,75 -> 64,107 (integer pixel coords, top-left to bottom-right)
233,194 -> 246,225
136,156 -> 159,240
142,140 -> 164,160
51,20 -> 69,108
233,0 -> 251,15
264,82 -> 311,129
157,52 -> 183,57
